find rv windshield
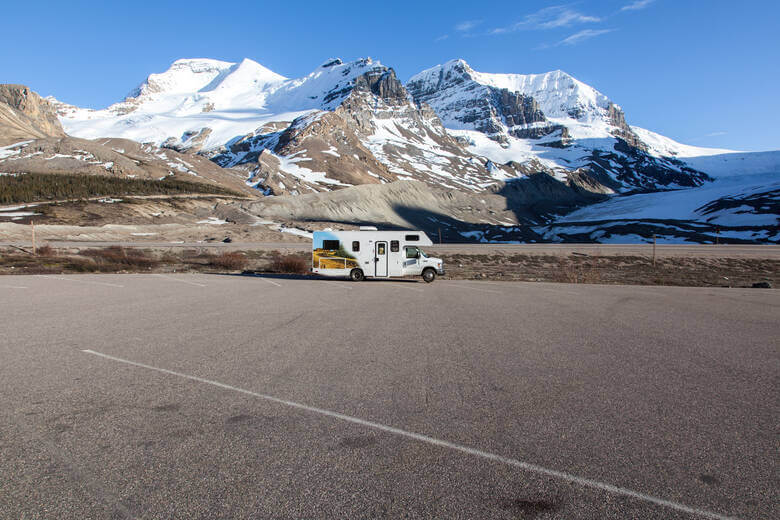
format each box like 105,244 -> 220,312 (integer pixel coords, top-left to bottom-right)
418,248 -> 428,258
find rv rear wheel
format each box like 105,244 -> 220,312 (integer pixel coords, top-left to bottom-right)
350,269 -> 365,282
422,268 -> 436,283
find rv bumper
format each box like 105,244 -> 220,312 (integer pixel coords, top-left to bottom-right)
437,266 -> 445,275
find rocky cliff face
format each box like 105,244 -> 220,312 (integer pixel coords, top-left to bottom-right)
407,60 -> 553,140
0,84 -> 66,145
408,60 -> 707,190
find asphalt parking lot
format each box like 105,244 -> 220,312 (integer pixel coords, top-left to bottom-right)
1,274 -> 777,519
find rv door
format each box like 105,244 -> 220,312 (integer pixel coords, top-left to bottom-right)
375,241 -> 388,277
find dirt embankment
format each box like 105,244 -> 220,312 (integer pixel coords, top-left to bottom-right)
0,196 -> 313,244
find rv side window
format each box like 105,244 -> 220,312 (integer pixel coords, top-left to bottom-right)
405,234 -> 420,241
322,240 -> 340,250
405,246 -> 419,259
352,241 -> 360,252
390,240 -> 399,252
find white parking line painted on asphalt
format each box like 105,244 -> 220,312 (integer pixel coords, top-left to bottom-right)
153,274 -> 206,287
41,275 -> 124,288
257,277 -> 282,287
0,285 -> 28,289
81,349 -> 733,520
444,283 -> 503,294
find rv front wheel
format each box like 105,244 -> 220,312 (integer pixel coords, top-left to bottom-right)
350,269 -> 365,282
422,268 -> 436,283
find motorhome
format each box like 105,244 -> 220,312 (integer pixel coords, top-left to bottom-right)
311,228 -> 444,282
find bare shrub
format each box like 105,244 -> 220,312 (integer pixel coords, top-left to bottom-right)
210,251 -> 248,271
270,254 -> 309,274
555,261 -> 602,284
81,246 -> 158,269
36,244 -> 55,257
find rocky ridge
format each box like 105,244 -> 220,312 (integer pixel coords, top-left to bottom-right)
0,84 -> 66,146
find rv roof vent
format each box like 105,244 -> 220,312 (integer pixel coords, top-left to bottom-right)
359,226 -> 379,231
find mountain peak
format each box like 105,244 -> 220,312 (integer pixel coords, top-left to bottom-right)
170,58 -> 233,69
442,58 -> 472,71
320,58 -> 343,68
127,58 -> 234,99
222,58 -> 287,85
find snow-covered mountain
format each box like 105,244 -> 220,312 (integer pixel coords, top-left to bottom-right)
50,56 -> 717,195
46,56 -> 779,243
406,59 -> 724,191
54,57 -> 605,198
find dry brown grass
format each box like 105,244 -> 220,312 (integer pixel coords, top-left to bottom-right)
269,254 -> 309,274
209,251 -> 248,271
81,246 -> 158,269
35,244 -> 55,257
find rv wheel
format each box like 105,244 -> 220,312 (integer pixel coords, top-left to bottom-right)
422,268 -> 436,283
350,269 -> 365,282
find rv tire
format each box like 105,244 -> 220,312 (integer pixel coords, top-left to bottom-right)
422,268 -> 436,283
350,269 -> 365,282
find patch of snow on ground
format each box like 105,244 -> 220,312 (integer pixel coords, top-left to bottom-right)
0,211 -> 40,217
279,226 -> 313,239
196,217 -> 229,225
0,204 -> 39,212
321,146 -> 340,157
0,141 -> 33,159
275,152 -> 350,186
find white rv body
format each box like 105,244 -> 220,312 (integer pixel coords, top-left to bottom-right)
311,229 -> 444,282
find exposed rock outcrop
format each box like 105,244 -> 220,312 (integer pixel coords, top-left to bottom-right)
0,84 -> 66,145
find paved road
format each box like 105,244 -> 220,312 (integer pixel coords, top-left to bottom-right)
2,241 -> 779,258
1,275 -> 777,519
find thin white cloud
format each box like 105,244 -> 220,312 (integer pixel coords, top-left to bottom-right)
491,6 -> 601,34
434,34 -> 449,42
690,131 -> 727,141
455,19 -> 483,32
559,28 -> 614,45
621,0 -> 655,11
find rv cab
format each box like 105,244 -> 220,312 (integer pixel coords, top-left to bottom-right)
311,228 -> 444,282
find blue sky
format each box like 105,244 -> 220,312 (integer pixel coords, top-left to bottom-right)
3,0 -> 778,151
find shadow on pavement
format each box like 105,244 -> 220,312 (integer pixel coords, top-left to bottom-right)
202,272 -> 424,284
